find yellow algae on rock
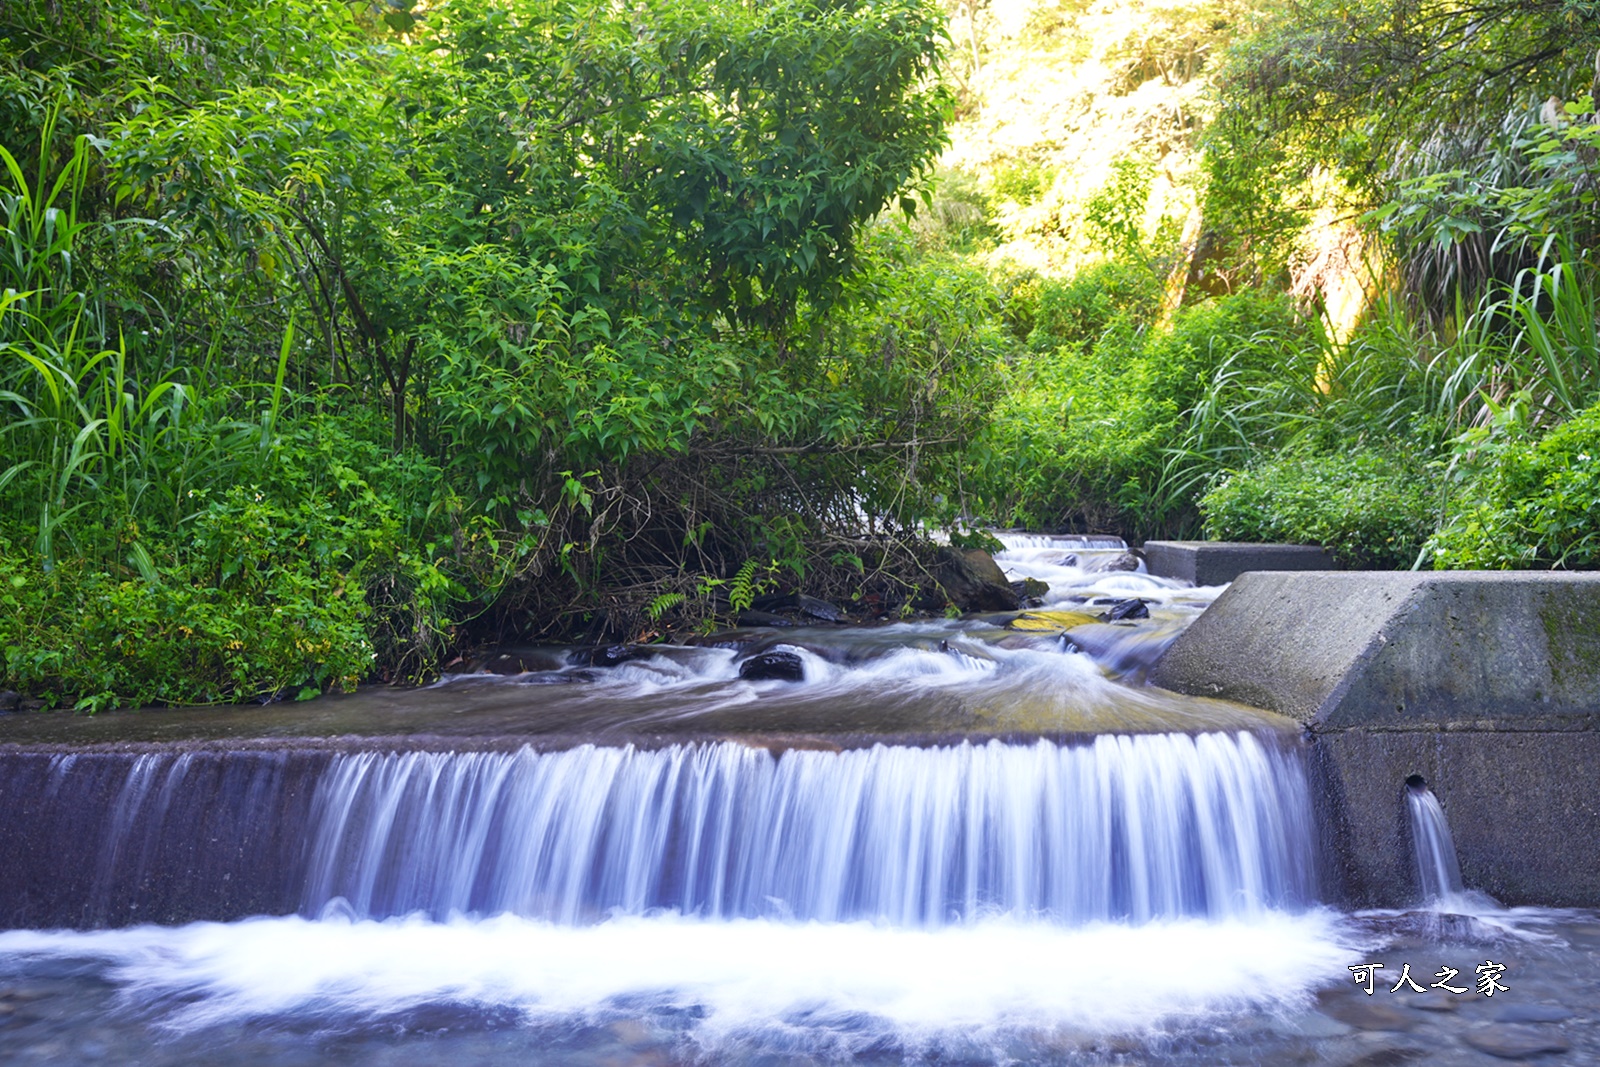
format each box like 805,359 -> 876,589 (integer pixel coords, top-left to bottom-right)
1006,610 -> 1099,632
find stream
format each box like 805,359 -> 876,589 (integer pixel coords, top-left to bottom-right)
0,534 -> 1595,1065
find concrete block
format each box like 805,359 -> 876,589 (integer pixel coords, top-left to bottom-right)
1143,541 -> 1338,586
1150,571 -> 1600,729
1310,730 -> 1600,907
1151,570 -> 1600,906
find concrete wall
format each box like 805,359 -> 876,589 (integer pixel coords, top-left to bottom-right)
1151,571 -> 1600,907
0,747 -> 332,927
1144,541 -> 1337,586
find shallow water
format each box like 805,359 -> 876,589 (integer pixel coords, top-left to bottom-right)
1,907 -> 1596,1065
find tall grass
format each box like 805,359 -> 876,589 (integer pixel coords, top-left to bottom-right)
0,102 -> 287,568
0,105 -> 95,351
1153,242 -> 1600,538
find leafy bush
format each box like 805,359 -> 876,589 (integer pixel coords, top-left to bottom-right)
0,543 -> 373,713
974,288 -> 1323,537
1201,448 -> 1438,568
0,409 -> 460,710
1146,288 -> 1318,419
1025,259 -> 1163,353
972,322 -> 1175,532
1427,402 -> 1600,569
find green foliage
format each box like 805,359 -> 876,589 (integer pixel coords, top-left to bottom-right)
0,547 -> 372,713
1213,0 -> 1596,184
1428,402 -> 1600,569
1201,448 -> 1438,569
1208,0 -> 1598,306
1147,289 -> 1315,419
1082,156 -> 1158,262
947,528 -> 1005,554
645,592 -> 686,621
910,167 -> 999,254
970,286 -> 1321,537
1193,103 -> 1312,291
0,408 -> 459,709
1023,259 -> 1163,353
0,0 -> 979,708
727,559 -> 761,614
990,158 -> 1053,207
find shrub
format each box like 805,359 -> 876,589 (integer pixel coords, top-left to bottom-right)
973,287 -> 1324,538
1201,448 -> 1438,568
1146,288 -> 1319,418
1024,259 -> 1164,353
0,536 -> 374,712
0,411 -> 459,710
1427,402 -> 1600,569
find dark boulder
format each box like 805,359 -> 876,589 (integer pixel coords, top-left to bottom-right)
1010,578 -> 1050,608
1098,598 -> 1150,621
935,547 -> 1020,613
738,649 -> 806,682
580,644 -> 640,668
0,691 -> 18,713
684,630 -> 768,651
1464,1025 -> 1571,1059
735,610 -> 797,628
476,649 -> 567,675
794,594 -> 844,622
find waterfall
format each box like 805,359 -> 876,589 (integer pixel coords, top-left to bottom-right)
301,732 -> 1316,925
1406,778 -> 1464,904
990,532 -> 1129,550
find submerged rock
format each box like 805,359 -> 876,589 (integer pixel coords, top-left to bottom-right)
581,644 -> 640,668
1463,1024 -> 1571,1059
684,630 -> 767,651
1495,1003 -> 1574,1024
1317,990 -> 1419,1031
737,649 -> 806,682
735,610 -> 798,628
751,592 -> 846,623
475,649 -> 567,675
1006,610 -> 1098,633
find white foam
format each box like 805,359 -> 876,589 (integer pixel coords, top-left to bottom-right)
0,909 -> 1369,1044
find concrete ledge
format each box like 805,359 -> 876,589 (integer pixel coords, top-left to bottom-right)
1151,570 -> 1600,906
1143,541 -> 1337,586
1151,571 -> 1600,729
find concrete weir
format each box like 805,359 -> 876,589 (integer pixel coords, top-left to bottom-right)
1144,540 -> 1337,586
1150,570 -> 1600,907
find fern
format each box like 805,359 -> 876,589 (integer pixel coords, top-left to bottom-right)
728,559 -> 759,613
645,591 -> 685,621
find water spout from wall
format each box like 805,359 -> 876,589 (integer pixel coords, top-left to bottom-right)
1405,775 -> 1464,907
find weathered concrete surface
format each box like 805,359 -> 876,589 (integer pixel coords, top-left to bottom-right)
1151,571 -> 1600,729
1152,570 -> 1600,907
1144,541 -> 1338,586
1312,731 -> 1600,908
0,748 -> 332,927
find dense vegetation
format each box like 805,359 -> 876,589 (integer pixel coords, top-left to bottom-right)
3,0 -> 1598,709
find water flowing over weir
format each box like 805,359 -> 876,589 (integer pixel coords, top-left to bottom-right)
302,733 -> 1316,925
